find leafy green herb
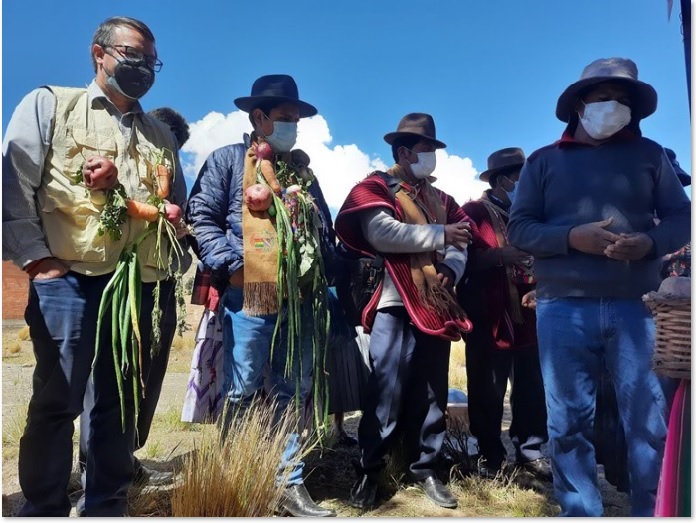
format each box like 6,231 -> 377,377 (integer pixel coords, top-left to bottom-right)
97,184 -> 128,241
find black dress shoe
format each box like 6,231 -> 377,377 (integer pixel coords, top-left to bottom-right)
521,457 -> 553,482
279,483 -> 336,517
417,476 -> 458,509
133,463 -> 175,487
336,430 -> 358,447
349,474 -> 378,510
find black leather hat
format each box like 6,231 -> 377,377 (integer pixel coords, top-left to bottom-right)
234,74 -> 317,118
556,57 -> 657,123
383,113 -> 446,149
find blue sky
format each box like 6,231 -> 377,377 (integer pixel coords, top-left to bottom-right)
2,0 -> 691,213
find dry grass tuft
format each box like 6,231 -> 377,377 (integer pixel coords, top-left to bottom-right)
449,472 -> 554,517
2,403 -> 26,449
448,340 -> 467,391
170,401 -> 305,517
5,342 -> 22,355
16,326 -> 30,342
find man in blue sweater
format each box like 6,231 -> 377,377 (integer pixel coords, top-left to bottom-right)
507,58 -> 691,517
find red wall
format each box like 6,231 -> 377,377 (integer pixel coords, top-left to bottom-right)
3,261 -> 29,320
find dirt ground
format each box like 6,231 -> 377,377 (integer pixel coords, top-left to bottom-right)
1,309 -> 631,517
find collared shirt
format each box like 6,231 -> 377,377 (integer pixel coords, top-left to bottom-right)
3,81 -> 147,269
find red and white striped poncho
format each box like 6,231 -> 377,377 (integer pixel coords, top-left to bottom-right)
335,172 -> 475,341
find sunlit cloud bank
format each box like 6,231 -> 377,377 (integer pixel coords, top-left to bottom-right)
181,111 -> 488,215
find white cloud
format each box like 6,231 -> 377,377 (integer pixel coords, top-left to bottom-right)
180,110 -> 488,215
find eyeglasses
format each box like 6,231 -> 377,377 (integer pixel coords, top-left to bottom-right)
106,45 -> 163,72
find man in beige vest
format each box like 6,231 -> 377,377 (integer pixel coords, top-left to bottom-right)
2,16 -> 188,516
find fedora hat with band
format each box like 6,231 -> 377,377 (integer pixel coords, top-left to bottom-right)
478,147 -> 525,183
384,112 -> 446,149
556,57 -> 657,123
234,74 -> 317,118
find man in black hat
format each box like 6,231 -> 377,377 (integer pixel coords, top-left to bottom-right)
508,58 -> 691,517
456,147 -> 550,481
335,113 -> 474,510
185,74 -> 336,517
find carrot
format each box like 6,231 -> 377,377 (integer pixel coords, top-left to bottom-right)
155,164 -> 170,199
259,159 -> 282,195
126,199 -> 160,222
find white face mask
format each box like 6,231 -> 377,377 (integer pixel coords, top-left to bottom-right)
579,100 -> 631,140
409,151 -> 437,179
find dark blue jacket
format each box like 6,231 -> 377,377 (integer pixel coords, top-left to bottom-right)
186,141 -> 336,289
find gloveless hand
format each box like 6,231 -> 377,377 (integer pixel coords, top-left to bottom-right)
500,245 -> 532,265
521,289 -> 537,309
436,264 -> 456,295
444,222 -> 472,251
568,217 -> 622,256
604,232 -> 654,261
27,257 -> 69,280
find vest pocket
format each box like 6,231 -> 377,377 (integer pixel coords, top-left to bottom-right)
41,206 -> 107,263
38,128 -> 120,264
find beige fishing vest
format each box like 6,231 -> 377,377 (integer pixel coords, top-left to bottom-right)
37,86 -> 177,282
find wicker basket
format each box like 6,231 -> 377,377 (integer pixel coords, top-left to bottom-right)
643,292 -> 691,379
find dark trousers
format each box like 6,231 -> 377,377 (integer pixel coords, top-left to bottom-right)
357,307 -> 450,480
18,272 -> 174,517
465,325 -> 547,467
78,282 -> 175,473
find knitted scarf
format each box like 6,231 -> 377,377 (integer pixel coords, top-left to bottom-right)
387,164 -> 467,319
241,145 -> 279,316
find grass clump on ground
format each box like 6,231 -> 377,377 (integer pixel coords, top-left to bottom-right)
170,400 -> 306,517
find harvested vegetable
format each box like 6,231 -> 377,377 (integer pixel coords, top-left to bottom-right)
164,202 -> 183,224
254,141 -> 274,161
259,159 -> 282,195
93,145 -> 189,432
126,200 -> 160,222
97,185 -> 128,241
83,155 -> 119,190
155,164 -> 170,199
252,150 -> 331,434
245,183 -> 273,212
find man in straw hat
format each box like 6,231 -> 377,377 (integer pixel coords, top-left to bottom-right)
456,147 -> 550,481
507,58 -> 691,516
186,74 -> 337,517
335,113 -> 475,510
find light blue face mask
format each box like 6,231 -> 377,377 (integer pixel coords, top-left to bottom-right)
263,115 -> 298,152
502,177 -> 517,204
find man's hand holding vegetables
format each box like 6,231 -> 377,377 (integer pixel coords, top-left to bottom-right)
2,16 -> 190,517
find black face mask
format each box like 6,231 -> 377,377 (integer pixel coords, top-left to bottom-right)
106,58 -> 154,100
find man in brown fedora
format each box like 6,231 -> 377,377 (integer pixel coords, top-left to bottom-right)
456,147 -> 549,481
186,74 -> 337,517
508,58 -> 691,516
335,113 -> 475,510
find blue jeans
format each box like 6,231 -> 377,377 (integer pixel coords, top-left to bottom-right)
220,286 -> 314,486
19,272 -> 171,516
536,297 -> 667,517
